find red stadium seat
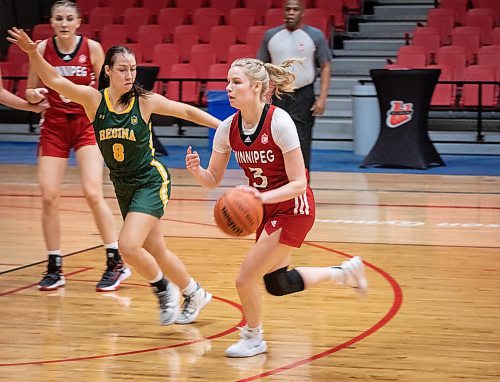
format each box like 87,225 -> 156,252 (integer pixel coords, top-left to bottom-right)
303,9 -> 330,39
226,44 -> 257,65
435,45 -> 468,80
228,8 -> 257,43
264,8 -> 283,27
451,26 -> 481,64
203,63 -> 230,104
209,0 -> 239,22
173,25 -> 201,62
166,63 -> 199,103
188,46 -> 217,79
396,45 -> 428,68
461,65 -> 497,107
465,9 -> 495,45
99,24 -> 127,51
89,7 -> 115,38
438,0 -> 467,25
123,7 -> 152,43
241,0 -> 273,25
173,0 -> 204,18
427,64 -> 456,107
192,8 -> 222,43
413,33 -> 441,63
209,25 -> 237,63
138,25 -> 166,62
427,15 -> 455,45
105,0 -> 135,20
246,25 -> 269,52
157,8 -> 186,43
141,0 -> 170,18
315,0 -> 344,30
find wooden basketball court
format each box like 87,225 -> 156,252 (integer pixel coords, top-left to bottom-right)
0,163 -> 499,381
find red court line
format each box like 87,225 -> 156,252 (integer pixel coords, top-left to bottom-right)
1,198 -> 499,210
238,243 -> 403,382
0,276 -> 243,367
0,241 -> 402,378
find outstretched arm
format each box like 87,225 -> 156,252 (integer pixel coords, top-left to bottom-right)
0,70 -> 47,112
144,93 -> 221,129
7,28 -> 100,116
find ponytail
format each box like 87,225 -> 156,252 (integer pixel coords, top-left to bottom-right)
231,57 -> 304,101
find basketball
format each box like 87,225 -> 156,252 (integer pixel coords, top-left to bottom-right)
213,188 -> 263,237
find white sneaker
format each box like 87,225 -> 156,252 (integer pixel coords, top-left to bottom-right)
225,326 -> 267,358
340,256 -> 368,296
155,282 -> 180,325
175,286 -> 212,324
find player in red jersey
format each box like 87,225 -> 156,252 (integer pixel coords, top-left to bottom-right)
24,0 -> 130,292
186,58 -> 369,357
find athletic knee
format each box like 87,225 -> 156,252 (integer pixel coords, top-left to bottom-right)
118,240 -> 140,262
263,267 -> 304,296
83,188 -> 102,206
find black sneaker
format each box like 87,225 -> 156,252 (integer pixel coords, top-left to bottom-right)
96,265 -> 131,292
38,271 -> 65,291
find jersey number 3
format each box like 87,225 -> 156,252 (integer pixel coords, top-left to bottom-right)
249,167 -> 268,188
112,143 -> 125,162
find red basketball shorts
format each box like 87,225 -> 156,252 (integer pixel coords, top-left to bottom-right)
38,113 -> 96,158
256,187 -> 316,248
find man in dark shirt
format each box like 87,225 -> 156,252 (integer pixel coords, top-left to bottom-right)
257,0 -> 332,170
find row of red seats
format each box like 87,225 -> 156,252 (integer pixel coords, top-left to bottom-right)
77,0 -> 360,22
71,6 -> 334,43
28,24 -> 265,63
384,61 -> 499,108
0,59 -> 228,105
402,26 -> 500,69
426,7 -> 498,45
435,0 -> 500,26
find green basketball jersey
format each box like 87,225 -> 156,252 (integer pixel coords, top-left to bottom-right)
94,88 -> 158,179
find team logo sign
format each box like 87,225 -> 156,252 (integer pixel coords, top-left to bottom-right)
78,54 -> 86,64
131,116 -> 138,125
261,133 -> 269,144
386,100 -> 414,128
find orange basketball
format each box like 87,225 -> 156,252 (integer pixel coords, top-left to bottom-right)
213,188 -> 263,237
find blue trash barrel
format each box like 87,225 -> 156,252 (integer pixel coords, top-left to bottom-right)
206,90 -> 236,149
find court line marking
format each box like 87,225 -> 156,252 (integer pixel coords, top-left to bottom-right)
239,243 -> 403,382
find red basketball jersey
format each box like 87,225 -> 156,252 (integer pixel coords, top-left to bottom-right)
43,36 -> 94,116
229,105 -> 291,191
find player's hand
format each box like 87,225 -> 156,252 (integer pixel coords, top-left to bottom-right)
235,185 -> 262,201
27,88 -> 48,105
185,146 -> 201,173
6,27 -> 40,54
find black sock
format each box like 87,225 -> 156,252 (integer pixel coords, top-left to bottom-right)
48,254 -> 62,273
106,248 -> 122,268
150,277 -> 168,293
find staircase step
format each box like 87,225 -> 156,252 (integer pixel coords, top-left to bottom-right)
333,49 -> 396,58
343,39 -> 406,51
373,5 -> 433,17
358,21 -> 419,34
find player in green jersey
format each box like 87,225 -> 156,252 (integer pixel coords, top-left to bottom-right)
8,28 -> 221,325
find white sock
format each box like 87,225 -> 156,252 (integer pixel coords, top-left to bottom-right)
181,277 -> 198,296
104,241 -> 118,250
48,250 -> 61,256
329,266 -> 345,285
148,271 -> 164,284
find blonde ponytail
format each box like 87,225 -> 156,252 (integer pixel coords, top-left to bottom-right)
231,57 -> 304,101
